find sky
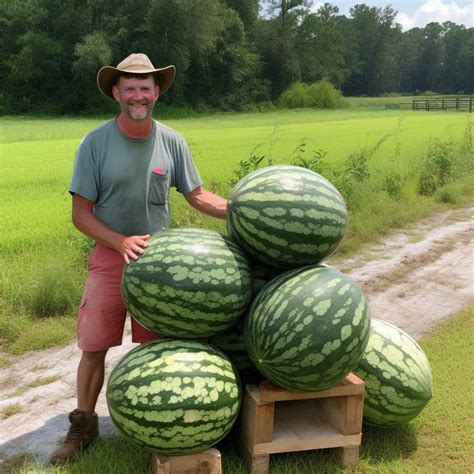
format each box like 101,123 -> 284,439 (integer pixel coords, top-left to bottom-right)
311,1 -> 474,30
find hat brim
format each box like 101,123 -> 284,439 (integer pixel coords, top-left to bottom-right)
96,65 -> 176,99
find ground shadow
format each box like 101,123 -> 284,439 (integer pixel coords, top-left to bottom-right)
359,422 -> 419,463
0,414 -> 118,467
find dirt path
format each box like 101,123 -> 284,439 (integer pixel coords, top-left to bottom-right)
1,207 -> 473,465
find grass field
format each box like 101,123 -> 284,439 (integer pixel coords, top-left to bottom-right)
5,305 -> 473,473
0,104 -> 473,357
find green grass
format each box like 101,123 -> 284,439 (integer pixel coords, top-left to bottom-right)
7,306 -> 473,473
0,106 -> 473,355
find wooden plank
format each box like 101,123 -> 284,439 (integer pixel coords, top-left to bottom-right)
258,373 -> 364,402
152,448 -> 221,474
253,434 -> 361,455
240,385 -> 275,449
321,394 -> 364,435
338,446 -> 360,469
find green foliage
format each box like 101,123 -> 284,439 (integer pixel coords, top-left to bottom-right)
278,80 -> 347,109
307,80 -> 348,108
228,147 -> 272,187
417,140 -> 454,196
383,171 -> 404,199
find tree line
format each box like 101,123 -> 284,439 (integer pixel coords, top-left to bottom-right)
1,0 -> 472,114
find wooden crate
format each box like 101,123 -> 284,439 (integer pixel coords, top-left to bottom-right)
239,373 -> 365,473
152,448 -> 221,474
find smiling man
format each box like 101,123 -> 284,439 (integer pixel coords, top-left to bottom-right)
50,53 -> 228,464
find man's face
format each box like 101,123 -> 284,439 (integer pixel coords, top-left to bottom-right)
112,76 -> 160,121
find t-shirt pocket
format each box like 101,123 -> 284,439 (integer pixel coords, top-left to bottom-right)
149,171 -> 169,205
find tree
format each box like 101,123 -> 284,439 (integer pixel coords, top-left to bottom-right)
72,33 -> 112,111
414,22 -> 444,92
295,3 -> 349,86
343,4 -> 400,96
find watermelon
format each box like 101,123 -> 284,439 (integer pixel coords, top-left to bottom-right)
208,319 -> 263,385
106,339 -> 241,455
121,228 -> 253,338
227,165 -> 347,268
246,265 -> 371,392
354,319 -> 433,427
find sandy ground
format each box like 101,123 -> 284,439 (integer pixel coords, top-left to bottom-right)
0,207 -> 473,465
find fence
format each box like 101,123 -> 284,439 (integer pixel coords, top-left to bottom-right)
411,96 -> 473,112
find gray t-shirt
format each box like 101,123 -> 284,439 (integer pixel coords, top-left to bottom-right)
69,118 -> 202,236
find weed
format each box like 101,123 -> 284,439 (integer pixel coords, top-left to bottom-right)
418,140 -> 454,196
0,403 -> 22,419
384,172 -> 403,199
228,146 -> 271,187
436,182 -> 462,204
5,376 -> 60,399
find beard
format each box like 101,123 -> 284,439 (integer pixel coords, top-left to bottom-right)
125,101 -> 154,120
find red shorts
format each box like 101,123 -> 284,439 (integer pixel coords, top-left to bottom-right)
77,244 -> 159,352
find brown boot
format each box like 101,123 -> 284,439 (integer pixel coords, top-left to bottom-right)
50,409 -> 99,464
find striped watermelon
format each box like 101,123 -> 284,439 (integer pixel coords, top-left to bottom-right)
208,319 -> 263,385
121,228 -> 253,338
246,265 -> 371,392
227,166 -> 348,268
106,339 -> 241,455
354,319 -> 433,427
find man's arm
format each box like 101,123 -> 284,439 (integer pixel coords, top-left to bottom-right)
72,194 -> 150,264
184,186 -> 228,219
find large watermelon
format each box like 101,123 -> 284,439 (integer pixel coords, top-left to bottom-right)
227,165 -> 347,268
246,265 -> 371,392
354,319 -> 433,428
106,339 -> 241,455
121,228 -> 253,338
208,319 -> 263,385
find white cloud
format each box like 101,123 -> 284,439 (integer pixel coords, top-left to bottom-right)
396,1 -> 474,30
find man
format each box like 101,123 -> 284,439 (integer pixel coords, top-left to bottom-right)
50,53 -> 227,464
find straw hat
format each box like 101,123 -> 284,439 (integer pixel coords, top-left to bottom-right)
96,53 -> 176,99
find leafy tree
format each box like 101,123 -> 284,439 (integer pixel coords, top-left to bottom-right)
72,33 -> 112,112
414,22 -> 444,92
295,3 -> 349,86
343,4 -> 400,95
223,0 -> 259,31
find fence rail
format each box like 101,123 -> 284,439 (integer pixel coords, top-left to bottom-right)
411,96 -> 473,112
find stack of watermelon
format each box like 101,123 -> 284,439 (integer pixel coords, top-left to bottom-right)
107,165 -> 432,456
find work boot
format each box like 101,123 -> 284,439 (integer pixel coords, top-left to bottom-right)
50,409 -> 98,464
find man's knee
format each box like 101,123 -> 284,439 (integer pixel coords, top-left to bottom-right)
80,350 -> 108,367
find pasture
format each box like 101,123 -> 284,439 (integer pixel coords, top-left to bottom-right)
0,105 -> 473,356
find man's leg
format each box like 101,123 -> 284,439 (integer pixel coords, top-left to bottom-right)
77,350 -> 108,412
51,245 -> 127,464
50,351 -> 107,464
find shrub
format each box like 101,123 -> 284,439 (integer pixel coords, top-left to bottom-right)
383,172 -> 403,199
418,140 -> 454,196
307,80 -> 347,108
278,80 -> 347,109
278,82 -> 309,108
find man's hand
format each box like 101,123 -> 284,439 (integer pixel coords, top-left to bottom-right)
117,235 -> 150,264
